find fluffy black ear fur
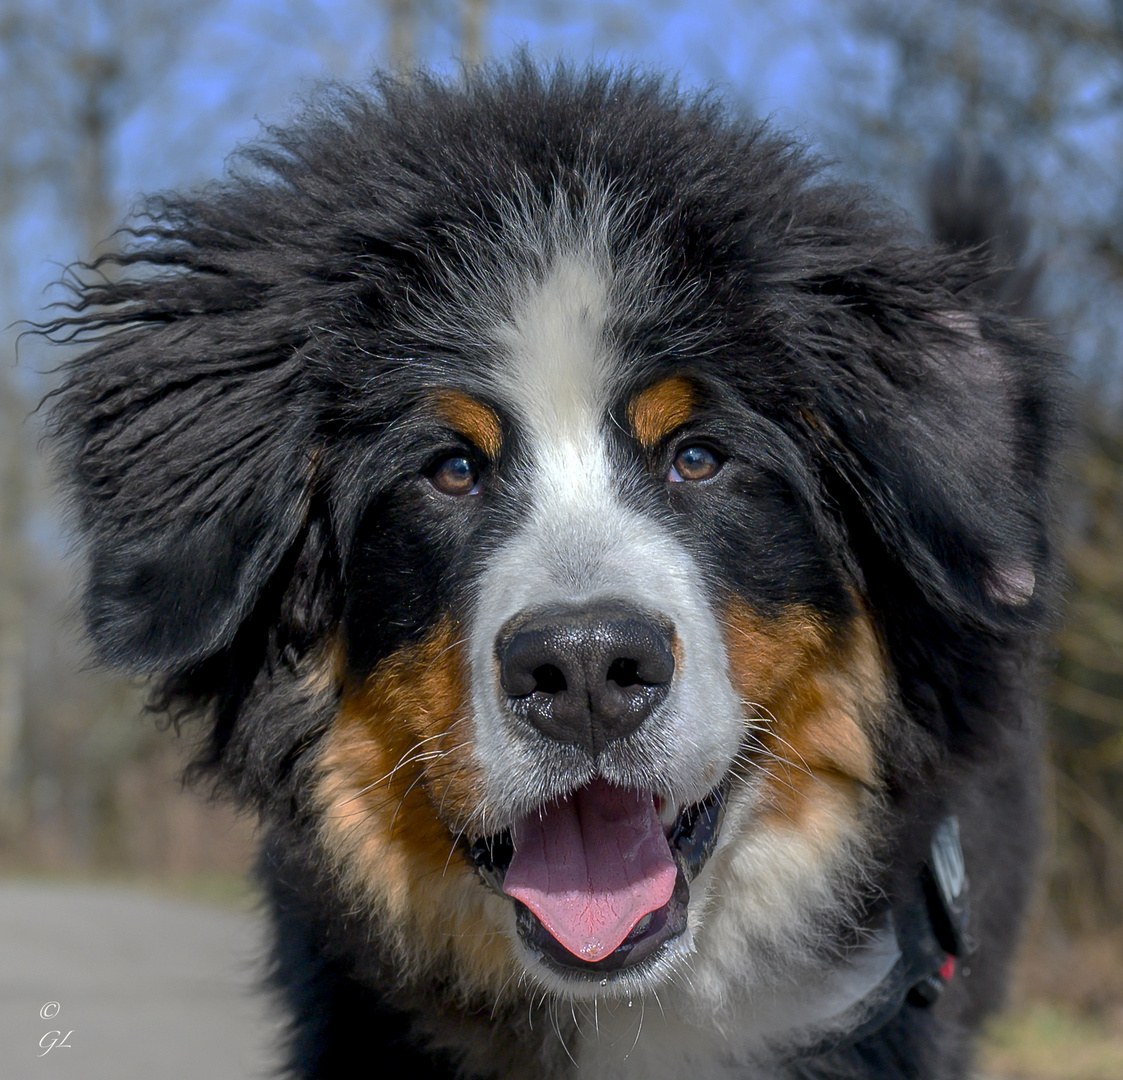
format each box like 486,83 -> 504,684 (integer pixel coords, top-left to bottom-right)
44,192 -> 322,674
814,307 -> 1059,630
767,160 -> 1065,749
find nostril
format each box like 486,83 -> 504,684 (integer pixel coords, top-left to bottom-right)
605,657 -> 641,688
532,664 -> 567,695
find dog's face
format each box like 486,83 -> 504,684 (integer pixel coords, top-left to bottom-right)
49,67 -> 1056,1020
314,224 -> 885,1000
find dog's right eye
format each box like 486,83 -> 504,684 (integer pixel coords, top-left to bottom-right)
429,454 -> 480,496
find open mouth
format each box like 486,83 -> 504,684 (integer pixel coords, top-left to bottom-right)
470,778 -> 726,976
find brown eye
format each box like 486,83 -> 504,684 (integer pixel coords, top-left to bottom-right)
430,454 -> 480,496
669,444 -> 722,483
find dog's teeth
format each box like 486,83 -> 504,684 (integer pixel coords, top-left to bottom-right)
659,801 -> 680,829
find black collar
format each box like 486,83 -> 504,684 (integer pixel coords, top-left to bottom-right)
800,815 -> 972,1057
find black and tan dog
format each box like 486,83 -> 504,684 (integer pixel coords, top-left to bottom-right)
47,62 -> 1062,1079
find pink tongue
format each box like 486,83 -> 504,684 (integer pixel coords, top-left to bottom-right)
503,779 -> 678,963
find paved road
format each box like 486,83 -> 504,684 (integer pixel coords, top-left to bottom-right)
1,881 -> 1013,1080
1,881 -> 283,1080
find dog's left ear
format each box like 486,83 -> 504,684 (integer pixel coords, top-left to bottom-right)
814,310 -> 1060,629
48,279 -> 314,674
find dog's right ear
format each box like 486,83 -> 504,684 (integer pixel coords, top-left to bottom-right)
46,217 -> 318,674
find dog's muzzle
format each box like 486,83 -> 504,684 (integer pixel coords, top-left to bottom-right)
472,603 -> 727,978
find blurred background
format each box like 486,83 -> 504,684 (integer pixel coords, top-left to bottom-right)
1,2 -> 1122,1076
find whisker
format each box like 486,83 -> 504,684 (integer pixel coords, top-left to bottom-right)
443,818 -> 470,878
333,720 -> 468,807
739,700 -> 815,778
437,753 -> 471,821
490,968 -> 520,1020
569,998 -> 582,1039
552,1000 -> 578,1067
420,634 -> 472,675
388,767 -> 438,835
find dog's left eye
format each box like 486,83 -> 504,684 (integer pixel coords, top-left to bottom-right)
669,444 -> 723,483
430,455 -> 481,496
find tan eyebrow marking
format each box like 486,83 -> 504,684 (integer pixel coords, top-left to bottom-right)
628,376 -> 697,450
432,390 -> 503,458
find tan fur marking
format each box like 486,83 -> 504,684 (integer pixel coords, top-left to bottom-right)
723,599 -> 884,829
302,636 -> 345,696
628,376 -> 696,449
315,619 -> 515,996
433,390 -> 503,459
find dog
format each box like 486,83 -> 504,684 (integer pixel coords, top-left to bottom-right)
46,61 -> 1063,1079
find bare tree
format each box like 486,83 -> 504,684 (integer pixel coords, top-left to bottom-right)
830,0 -> 1123,372
462,0 -> 487,68
0,0 -> 214,857
0,368 -> 27,831
387,0 -> 418,72
0,0 -> 218,256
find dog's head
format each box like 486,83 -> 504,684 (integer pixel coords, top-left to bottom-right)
48,64 -> 1060,1006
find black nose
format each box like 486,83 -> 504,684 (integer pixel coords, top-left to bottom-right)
497,603 -> 676,756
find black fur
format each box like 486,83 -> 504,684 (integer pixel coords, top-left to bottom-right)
44,60 -> 1064,1079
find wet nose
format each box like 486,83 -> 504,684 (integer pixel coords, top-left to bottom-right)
497,603 -> 676,756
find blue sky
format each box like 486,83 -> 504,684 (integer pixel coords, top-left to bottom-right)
111,1 -> 841,199
7,0 -> 1123,395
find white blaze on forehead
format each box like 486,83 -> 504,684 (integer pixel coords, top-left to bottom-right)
494,253 -> 614,450
490,253 -> 622,596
